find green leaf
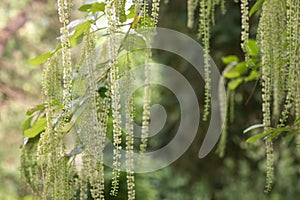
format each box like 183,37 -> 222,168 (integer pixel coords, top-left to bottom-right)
268,126 -> 292,140
91,2 -> 106,13
73,21 -> 91,38
22,116 -> 34,131
245,39 -> 259,57
283,131 -> 299,144
246,131 -> 272,143
243,124 -> 265,134
78,4 -> 92,12
228,78 -> 243,90
224,71 -> 240,79
98,87 -> 107,98
26,104 -> 46,116
222,55 -> 239,64
126,6 -> 135,19
79,3 -> 105,13
24,117 -> 46,138
245,70 -> 259,82
294,117 -> 300,125
249,0 -> 264,17
234,62 -> 248,75
70,21 -> 91,47
28,52 -> 52,66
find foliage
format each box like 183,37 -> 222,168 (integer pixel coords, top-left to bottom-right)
0,0 -> 297,199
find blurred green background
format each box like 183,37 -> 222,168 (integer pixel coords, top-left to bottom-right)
1,0 -> 300,199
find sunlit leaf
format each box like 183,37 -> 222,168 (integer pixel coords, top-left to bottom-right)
70,21 -> 91,47
91,2 -> 106,13
126,5 -> 135,19
78,2 -> 105,13
224,71 -> 240,79
222,55 -> 239,64
24,117 -> 46,138
78,4 -> 92,12
28,52 -> 53,66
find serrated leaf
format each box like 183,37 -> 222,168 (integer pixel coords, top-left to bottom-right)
243,124 -> 265,134
228,78 -> 243,90
249,0 -> 264,17
246,131 -> 272,143
24,117 -> 46,138
28,52 -> 52,66
222,55 -> 239,64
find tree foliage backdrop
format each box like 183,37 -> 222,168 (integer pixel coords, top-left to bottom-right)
0,0 -> 300,199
